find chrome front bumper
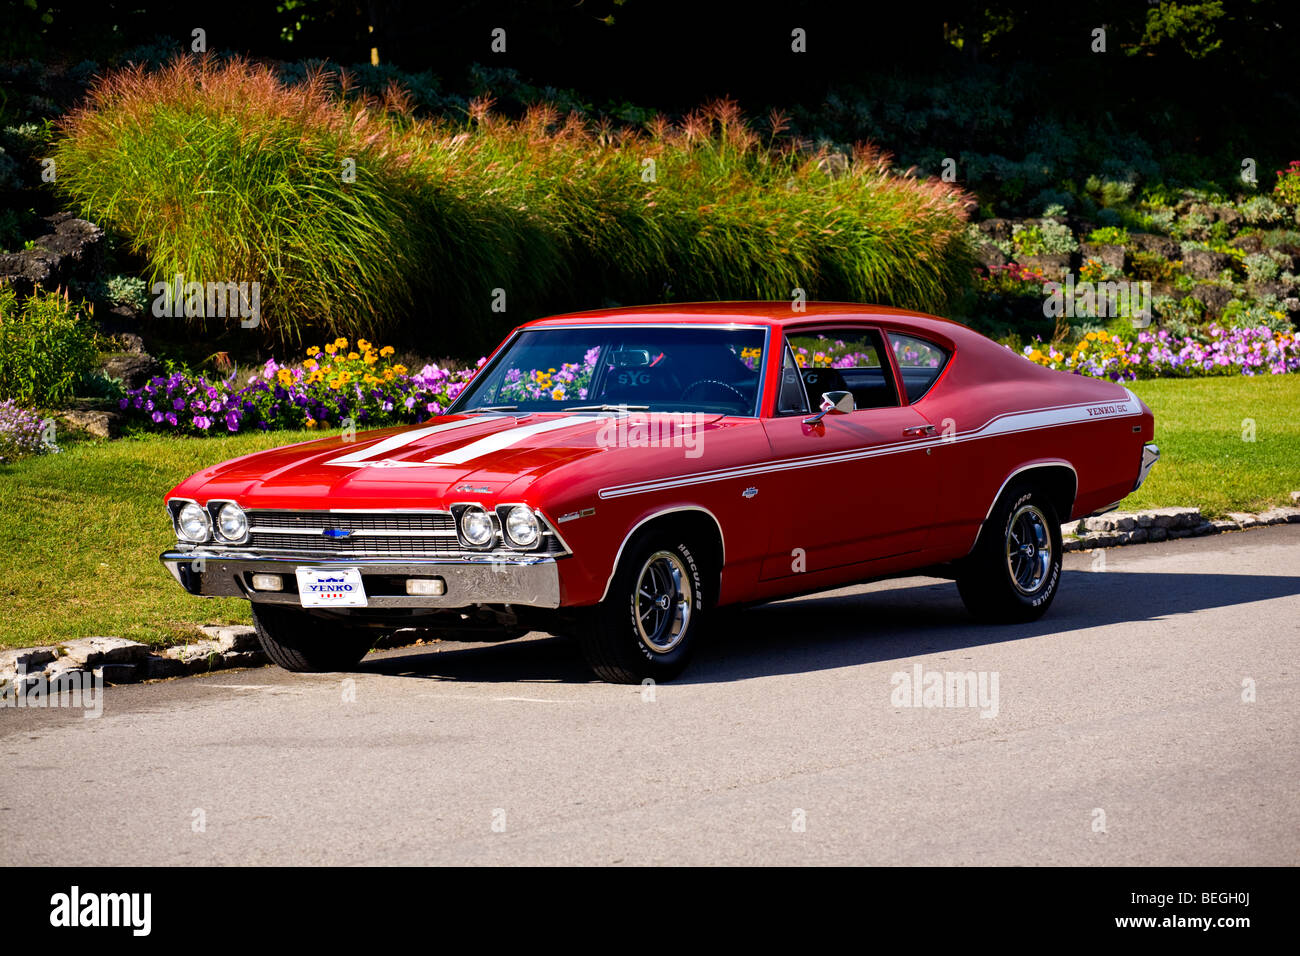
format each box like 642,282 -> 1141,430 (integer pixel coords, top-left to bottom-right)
1133,442 -> 1160,491
160,549 -> 562,609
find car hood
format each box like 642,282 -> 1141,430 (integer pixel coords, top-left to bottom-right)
169,412 -> 729,510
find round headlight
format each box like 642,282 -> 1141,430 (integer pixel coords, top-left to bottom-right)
504,505 -> 540,548
215,503 -> 248,541
459,507 -> 494,547
176,502 -> 211,542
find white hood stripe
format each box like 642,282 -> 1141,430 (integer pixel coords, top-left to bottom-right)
324,416 -> 494,467
424,416 -> 602,465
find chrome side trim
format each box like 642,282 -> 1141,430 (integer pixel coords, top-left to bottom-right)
598,505 -> 726,602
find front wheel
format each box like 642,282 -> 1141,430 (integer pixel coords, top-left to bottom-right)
956,484 -> 1063,623
575,535 -> 708,683
251,604 -> 377,672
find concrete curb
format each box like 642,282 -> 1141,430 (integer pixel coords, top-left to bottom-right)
1061,503 -> 1300,551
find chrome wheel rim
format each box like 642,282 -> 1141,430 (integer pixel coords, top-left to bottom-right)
1006,504 -> 1052,594
634,551 -> 693,654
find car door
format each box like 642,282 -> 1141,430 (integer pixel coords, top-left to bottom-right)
759,325 -> 940,580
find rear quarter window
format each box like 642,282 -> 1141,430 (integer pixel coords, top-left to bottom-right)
888,333 -> 950,403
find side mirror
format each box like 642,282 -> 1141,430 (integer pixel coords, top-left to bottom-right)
802,390 -> 855,426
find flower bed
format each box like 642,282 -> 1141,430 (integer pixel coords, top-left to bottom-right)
1021,326 -> 1300,380
119,339 -> 481,434
0,399 -> 56,461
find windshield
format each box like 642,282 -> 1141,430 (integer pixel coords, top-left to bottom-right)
450,325 -> 768,416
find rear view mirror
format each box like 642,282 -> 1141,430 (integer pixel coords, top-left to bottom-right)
803,390 -> 854,426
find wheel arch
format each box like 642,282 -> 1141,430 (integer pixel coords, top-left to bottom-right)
599,506 -> 726,605
967,460 -> 1077,556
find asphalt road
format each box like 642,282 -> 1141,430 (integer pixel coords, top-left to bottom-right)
3,526 -> 1298,866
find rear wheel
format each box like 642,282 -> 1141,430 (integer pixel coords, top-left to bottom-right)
956,484 -> 1063,623
575,534 -> 708,683
251,604 -> 376,672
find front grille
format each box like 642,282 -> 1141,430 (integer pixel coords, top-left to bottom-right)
237,509 -> 565,558
250,511 -> 456,533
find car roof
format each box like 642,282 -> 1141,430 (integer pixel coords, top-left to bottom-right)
521,300 -> 965,331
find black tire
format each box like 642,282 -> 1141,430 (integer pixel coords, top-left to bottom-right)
575,533 -> 708,683
251,604 -> 376,672
956,483 -> 1063,623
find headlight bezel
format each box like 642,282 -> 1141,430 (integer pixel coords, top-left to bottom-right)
452,503 -> 496,549
499,504 -> 541,549
212,501 -> 250,544
171,499 -> 212,543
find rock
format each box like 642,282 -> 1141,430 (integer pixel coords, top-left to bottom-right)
1018,253 -> 1072,279
58,408 -> 120,439
1211,519 -> 1240,533
0,213 -> 104,296
1135,513 -> 1154,528
1189,520 -> 1215,536
95,663 -> 139,685
978,218 -> 1014,242
1062,538 -> 1083,552
1257,507 -> 1300,525
1189,283 -> 1233,318
1182,249 -> 1236,279
1080,243 -> 1125,271
198,625 -> 260,654
1143,507 -> 1201,529
1226,511 -> 1261,529
1291,491 -> 1300,505
1126,528 -> 1148,544
1230,234 -> 1264,254
1148,526 -> 1168,542
0,647 -> 58,680
975,242 -> 1009,270
101,352 -> 159,389
140,655 -> 188,680
57,636 -> 150,669
1130,233 -> 1180,260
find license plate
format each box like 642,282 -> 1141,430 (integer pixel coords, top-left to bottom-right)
295,568 -> 367,608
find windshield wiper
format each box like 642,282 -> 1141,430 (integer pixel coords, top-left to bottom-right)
562,404 -> 651,413
466,405 -> 519,413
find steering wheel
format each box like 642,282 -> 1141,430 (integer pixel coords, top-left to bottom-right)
680,379 -> 747,403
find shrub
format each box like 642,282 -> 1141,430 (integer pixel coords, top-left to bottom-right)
1273,161 -> 1300,205
0,286 -> 99,406
0,399 -> 56,462
1086,226 -> 1130,246
1243,252 -> 1280,283
1012,220 -> 1078,256
54,56 -> 976,352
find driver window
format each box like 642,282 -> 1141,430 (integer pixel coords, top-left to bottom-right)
785,328 -> 898,410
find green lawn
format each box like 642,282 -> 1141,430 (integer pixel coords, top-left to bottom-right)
1,376 -> 1297,651
0,429 -> 316,651
1122,375 -> 1300,516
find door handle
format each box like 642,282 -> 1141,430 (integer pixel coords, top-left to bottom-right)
902,424 -> 936,437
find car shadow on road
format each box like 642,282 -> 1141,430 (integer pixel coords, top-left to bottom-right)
356,569 -> 1300,685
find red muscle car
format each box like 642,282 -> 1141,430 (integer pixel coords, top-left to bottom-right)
162,302 -> 1159,682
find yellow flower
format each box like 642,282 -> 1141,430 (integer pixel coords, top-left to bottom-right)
347,351 -> 359,360
303,358 -> 317,370
379,346 -> 395,357
1029,349 -> 1044,362
306,346 -> 320,356
1096,330 -> 1109,342
357,338 -> 371,351
306,418 -> 316,428
1085,331 -> 1097,341
277,369 -> 293,386
334,337 -> 348,349
364,352 -> 378,365
325,344 -> 337,355
392,364 -> 408,376
383,369 -> 395,381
